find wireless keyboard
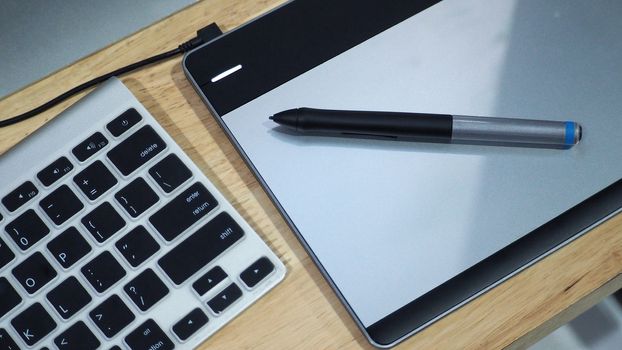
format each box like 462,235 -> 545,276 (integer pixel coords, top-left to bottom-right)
0,77 -> 286,349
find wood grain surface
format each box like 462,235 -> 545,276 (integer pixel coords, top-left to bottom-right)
1,1 -> 620,349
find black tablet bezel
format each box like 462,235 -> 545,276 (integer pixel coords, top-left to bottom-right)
183,0 -> 622,347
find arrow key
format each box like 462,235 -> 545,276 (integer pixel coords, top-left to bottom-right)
192,266 -> 227,296
207,283 -> 242,315
172,308 -> 208,342
240,257 -> 275,289
54,321 -> 100,350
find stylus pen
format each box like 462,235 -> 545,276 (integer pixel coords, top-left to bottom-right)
269,108 -> 582,148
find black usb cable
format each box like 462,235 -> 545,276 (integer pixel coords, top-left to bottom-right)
0,23 -> 222,128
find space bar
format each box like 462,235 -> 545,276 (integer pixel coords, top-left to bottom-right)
158,212 -> 244,285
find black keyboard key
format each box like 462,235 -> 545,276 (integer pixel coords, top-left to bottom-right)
240,257 -> 275,289
11,303 -> 57,346
150,182 -> 218,241
207,283 -> 243,314
107,125 -> 167,176
192,266 -> 227,296
125,319 -> 174,350
159,212 -> 244,285
4,209 -> 50,251
81,251 -> 126,293
54,321 -> 100,350
2,181 -> 38,212
172,308 -> 208,342
0,328 -> 19,350
149,154 -> 192,193
0,278 -> 21,319
124,269 -> 169,312
107,108 -> 142,137
115,226 -> 159,268
46,276 -> 92,320
82,202 -> 125,243
74,161 -> 118,201
37,156 -> 73,187
90,295 -> 135,339
0,238 -> 15,270
72,132 -> 108,162
40,185 -> 84,226
47,227 -> 92,269
115,178 -> 159,218
12,252 -> 57,294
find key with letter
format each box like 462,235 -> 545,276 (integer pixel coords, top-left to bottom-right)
47,227 -> 92,269
11,303 -> 57,346
46,276 -> 92,320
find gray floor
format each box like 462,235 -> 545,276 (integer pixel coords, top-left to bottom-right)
0,0 -> 194,98
531,296 -> 622,350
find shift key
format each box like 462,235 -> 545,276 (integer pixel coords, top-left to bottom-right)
149,183 -> 218,241
159,212 -> 244,285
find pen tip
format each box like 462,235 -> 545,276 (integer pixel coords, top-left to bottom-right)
578,124 -> 582,142
269,115 -> 274,120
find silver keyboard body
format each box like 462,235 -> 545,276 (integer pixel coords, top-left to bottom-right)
0,77 -> 286,349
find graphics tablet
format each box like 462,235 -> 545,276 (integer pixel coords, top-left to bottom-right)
183,0 -> 622,347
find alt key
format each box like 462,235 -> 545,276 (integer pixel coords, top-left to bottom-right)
125,319 -> 174,350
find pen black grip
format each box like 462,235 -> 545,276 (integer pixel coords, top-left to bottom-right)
295,108 -> 452,141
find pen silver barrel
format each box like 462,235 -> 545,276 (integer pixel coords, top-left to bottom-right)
452,116 -> 581,147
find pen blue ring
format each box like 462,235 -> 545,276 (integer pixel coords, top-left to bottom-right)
564,121 -> 576,145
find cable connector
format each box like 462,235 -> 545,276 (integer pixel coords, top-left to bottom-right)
179,23 -> 223,52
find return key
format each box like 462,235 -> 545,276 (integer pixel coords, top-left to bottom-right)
149,182 -> 218,241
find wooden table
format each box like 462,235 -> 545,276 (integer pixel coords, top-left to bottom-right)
1,1 -> 621,349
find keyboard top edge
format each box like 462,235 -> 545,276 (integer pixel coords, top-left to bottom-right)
0,78 -> 137,190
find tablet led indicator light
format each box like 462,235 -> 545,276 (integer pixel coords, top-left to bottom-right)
211,64 -> 243,82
